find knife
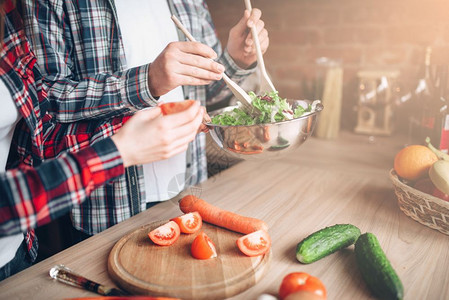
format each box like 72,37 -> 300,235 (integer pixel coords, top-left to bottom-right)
49,264 -> 129,296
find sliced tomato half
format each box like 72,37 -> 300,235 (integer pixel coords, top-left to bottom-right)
236,229 -> 271,257
170,211 -> 202,234
160,100 -> 196,115
191,232 -> 217,260
148,221 -> 180,246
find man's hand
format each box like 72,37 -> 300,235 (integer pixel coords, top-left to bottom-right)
111,101 -> 204,167
148,42 -> 225,97
227,8 -> 269,69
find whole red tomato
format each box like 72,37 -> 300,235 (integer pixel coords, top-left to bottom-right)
279,272 -> 326,300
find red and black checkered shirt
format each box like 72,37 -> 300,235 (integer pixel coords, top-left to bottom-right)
0,0 -> 125,262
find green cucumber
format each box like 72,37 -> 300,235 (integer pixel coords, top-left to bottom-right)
355,233 -> 404,300
296,224 -> 361,264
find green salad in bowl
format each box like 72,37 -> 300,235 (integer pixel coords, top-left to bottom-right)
207,92 -> 323,160
211,91 -> 316,126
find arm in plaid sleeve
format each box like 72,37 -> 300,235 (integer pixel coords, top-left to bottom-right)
21,0 -> 157,123
0,138 -> 124,237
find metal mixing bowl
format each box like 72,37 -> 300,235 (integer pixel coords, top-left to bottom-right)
207,99 -> 324,160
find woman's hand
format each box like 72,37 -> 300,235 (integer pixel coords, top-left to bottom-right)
226,8 -> 269,69
111,101 -> 204,167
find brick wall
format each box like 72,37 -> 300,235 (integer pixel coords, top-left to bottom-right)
205,0 -> 449,131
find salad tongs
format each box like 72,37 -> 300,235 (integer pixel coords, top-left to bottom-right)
171,15 -> 257,114
244,0 -> 277,94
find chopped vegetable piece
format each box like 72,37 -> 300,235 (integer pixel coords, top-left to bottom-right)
236,229 -> 271,257
191,232 -> 217,260
170,212 -> 202,234
148,221 -> 180,246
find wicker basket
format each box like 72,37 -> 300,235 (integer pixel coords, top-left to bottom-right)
390,169 -> 449,235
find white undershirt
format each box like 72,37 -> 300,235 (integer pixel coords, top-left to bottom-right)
115,0 -> 186,202
0,79 -> 25,269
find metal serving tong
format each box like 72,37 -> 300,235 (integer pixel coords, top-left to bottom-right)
171,15 -> 256,114
49,264 -> 129,296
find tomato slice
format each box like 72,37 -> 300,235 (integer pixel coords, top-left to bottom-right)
148,221 -> 180,246
236,229 -> 271,257
160,100 -> 196,115
170,212 -> 202,234
191,232 -> 217,260
279,272 -> 326,300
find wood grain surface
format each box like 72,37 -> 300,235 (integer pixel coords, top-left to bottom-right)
108,222 -> 271,299
1,132 -> 448,299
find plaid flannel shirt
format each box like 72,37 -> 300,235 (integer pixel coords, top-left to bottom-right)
0,0 -> 125,262
20,0 -> 254,235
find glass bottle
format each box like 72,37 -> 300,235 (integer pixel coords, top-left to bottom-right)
419,47 -> 435,140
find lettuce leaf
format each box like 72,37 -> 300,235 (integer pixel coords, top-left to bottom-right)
211,91 -> 313,126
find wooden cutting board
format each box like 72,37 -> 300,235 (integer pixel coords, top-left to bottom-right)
108,221 -> 271,300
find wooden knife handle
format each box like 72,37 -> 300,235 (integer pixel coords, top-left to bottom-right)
49,264 -> 128,296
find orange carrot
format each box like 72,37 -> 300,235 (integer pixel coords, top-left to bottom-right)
179,195 -> 268,234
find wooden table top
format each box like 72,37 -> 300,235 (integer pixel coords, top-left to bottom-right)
1,131 -> 448,300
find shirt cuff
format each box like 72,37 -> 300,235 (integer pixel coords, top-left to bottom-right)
120,64 -> 159,111
221,50 -> 257,78
80,138 -> 125,187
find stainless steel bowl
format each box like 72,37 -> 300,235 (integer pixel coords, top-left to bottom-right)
207,99 -> 324,160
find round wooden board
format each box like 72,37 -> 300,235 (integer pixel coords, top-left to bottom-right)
108,221 -> 271,300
